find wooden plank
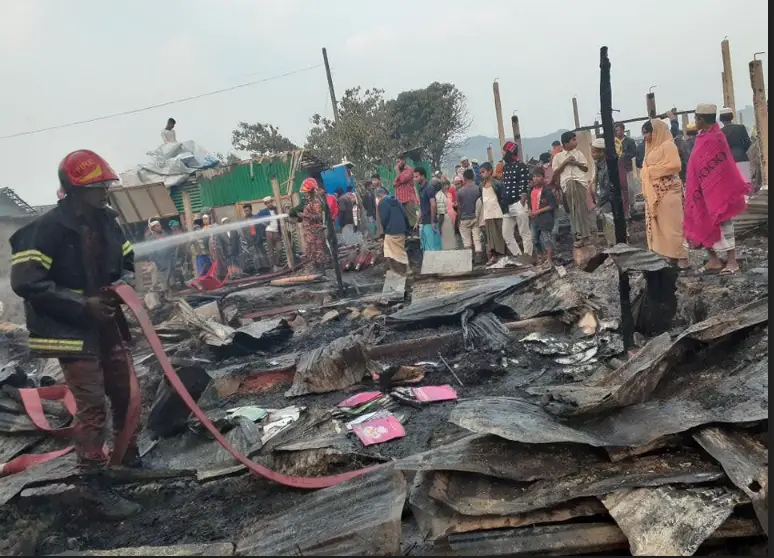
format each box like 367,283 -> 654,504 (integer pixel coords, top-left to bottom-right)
694,426 -> 769,535
429,450 -> 724,517
409,471 -> 605,541
601,485 -> 746,556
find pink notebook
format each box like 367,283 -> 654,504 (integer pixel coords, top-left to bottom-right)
352,415 -> 406,446
337,391 -> 382,408
413,385 -> 458,403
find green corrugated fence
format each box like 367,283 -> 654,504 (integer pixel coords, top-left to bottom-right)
197,159 -> 311,208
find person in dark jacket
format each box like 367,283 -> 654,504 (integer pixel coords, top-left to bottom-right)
377,187 -> 411,273
499,141 -> 533,258
10,150 -> 141,518
719,107 -> 753,180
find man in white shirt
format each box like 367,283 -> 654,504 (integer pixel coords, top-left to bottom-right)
552,131 -> 594,246
161,118 -> 177,144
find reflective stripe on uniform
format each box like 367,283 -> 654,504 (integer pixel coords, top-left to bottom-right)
27,338 -> 84,352
11,249 -> 52,270
122,241 -> 133,256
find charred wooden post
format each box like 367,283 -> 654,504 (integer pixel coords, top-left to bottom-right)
749,57 -> 768,185
721,39 -> 737,119
572,97 -> 581,128
646,92 -> 657,118
493,80 -> 507,149
599,46 -> 634,350
511,114 -> 524,160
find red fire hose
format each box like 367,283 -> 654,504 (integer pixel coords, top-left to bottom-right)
2,285 -> 378,488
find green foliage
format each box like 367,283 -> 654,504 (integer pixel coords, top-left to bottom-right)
231,122 -> 298,155
229,82 -> 470,178
388,82 -> 470,171
305,87 -> 400,176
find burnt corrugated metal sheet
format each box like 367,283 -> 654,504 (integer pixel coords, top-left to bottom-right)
0,453 -> 78,506
733,189 -> 768,235
236,467 -> 407,555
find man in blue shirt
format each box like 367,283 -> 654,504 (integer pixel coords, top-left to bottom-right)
415,167 -> 441,251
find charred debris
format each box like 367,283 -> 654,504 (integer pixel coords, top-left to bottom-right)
0,234 -> 769,556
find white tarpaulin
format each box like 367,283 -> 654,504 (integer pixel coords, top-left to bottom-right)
120,140 -> 219,187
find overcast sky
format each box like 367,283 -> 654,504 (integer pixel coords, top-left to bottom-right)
0,0 -> 768,205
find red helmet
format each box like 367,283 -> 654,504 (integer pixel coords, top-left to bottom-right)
300,177 -> 318,192
58,150 -> 119,190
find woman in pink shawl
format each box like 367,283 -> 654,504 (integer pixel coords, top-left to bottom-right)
684,104 -> 749,275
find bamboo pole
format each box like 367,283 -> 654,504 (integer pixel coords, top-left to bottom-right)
182,189 -> 196,273
271,177 -> 296,269
749,58 -> 768,185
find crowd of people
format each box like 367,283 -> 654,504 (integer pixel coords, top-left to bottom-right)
141,101 -> 758,287
348,103 -> 757,277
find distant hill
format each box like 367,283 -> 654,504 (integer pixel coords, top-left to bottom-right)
445,129 -> 568,169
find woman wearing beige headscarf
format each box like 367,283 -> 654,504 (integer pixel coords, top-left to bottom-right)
640,119 -> 689,267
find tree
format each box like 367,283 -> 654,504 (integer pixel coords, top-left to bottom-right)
305,87 -> 400,176
388,82 -> 471,170
231,122 -> 297,155
215,152 -> 243,165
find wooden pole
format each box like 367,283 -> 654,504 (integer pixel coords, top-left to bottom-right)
646,92 -> 657,118
271,177 -> 296,269
721,39 -> 737,119
572,97 -> 581,128
749,58 -> 768,185
510,115 -> 524,160
493,80 -> 506,149
600,46 -> 634,351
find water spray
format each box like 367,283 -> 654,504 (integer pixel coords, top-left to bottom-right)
132,214 -> 288,258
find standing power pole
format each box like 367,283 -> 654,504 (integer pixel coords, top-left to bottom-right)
721,39 -> 737,119
493,80 -> 506,149
322,48 -> 339,124
600,46 -> 634,350
572,96 -> 581,128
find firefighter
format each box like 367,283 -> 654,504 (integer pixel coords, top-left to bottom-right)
10,150 -> 141,518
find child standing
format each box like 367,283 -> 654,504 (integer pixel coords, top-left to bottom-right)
529,168 -> 558,268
